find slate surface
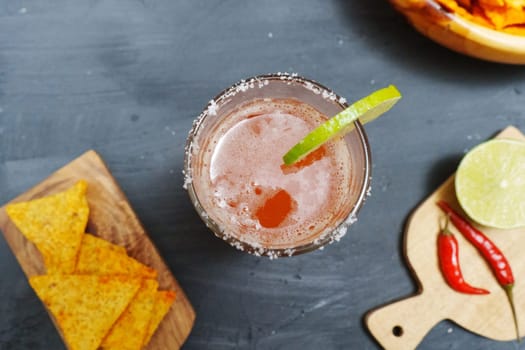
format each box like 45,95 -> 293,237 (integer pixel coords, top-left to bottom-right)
0,1 -> 524,349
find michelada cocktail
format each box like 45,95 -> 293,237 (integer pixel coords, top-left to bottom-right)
184,73 -> 371,258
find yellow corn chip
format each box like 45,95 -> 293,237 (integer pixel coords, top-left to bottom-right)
434,0 -> 525,32
436,0 -> 479,21
6,180 -> 89,274
504,24 -> 525,34
142,290 -> 176,347
101,279 -> 158,350
482,4 -> 525,28
436,0 -> 464,11
81,233 -> 127,255
479,0 -> 525,7
506,0 -> 525,7
75,234 -> 157,278
469,4 -> 498,26
479,0 -> 506,6
29,275 -> 142,350
457,0 -> 472,8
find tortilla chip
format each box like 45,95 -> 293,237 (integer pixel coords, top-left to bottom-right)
479,0 -> 506,6
6,180 -> 89,274
457,0 -> 472,7
80,233 -> 127,255
75,234 -> 157,278
101,279 -> 158,350
434,0 -> 525,32
142,290 -> 176,347
482,4 -> 525,28
436,0 -> 480,21
504,24 -> 525,34
436,0 -> 464,11
506,0 -> 525,7
29,275 -> 142,350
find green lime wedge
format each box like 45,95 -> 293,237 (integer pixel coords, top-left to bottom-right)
455,138 -> 525,229
282,85 -> 402,165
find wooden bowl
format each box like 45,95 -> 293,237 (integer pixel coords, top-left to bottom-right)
390,0 -> 525,64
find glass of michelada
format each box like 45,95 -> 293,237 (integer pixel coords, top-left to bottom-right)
184,73 -> 400,258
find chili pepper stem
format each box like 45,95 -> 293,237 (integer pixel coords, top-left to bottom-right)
440,214 -> 453,236
504,284 -> 520,342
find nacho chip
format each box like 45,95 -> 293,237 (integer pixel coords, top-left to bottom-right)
6,180 -> 89,274
457,0 -> 472,7
142,290 -> 177,347
479,0 -> 506,6
436,0 -> 481,22
434,0 -> 525,32
504,24 -> 525,34
482,3 -> 525,28
81,233 -> 127,255
29,275 -> 141,350
101,279 -> 158,350
507,0 -> 525,7
75,234 -> 157,278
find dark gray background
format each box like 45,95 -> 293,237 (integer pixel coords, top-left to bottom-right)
0,0 -> 524,349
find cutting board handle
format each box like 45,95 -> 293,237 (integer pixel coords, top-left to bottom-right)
366,292 -> 446,350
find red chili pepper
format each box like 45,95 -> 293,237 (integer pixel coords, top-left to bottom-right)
437,216 -> 490,295
437,200 -> 520,341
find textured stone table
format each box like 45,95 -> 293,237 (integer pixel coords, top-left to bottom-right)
0,0 -> 524,349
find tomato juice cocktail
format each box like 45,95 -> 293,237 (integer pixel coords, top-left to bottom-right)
184,74 -> 371,258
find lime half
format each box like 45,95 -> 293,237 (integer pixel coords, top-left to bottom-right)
282,85 -> 402,165
455,138 -> 525,229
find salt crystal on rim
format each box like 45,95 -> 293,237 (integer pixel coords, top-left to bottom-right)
237,80 -> 249,92
268,251 -> 278,260
284,248 -> 296,256
182,170 -> 189,189
207,99 -> 218,116
345,214 -> 358,225
331,226 -> 348,243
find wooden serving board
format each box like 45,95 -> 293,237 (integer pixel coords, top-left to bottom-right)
366,126 -> 525,349
0,150 -> 195,350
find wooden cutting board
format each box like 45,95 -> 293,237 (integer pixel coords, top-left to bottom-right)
0,150 -> 195,350
366,126 -> 525,349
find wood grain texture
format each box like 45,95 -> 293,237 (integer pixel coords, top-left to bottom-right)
366,126 -> 525,349
0,150 -> 195,350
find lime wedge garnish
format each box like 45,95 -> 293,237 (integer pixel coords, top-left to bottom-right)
282,85 -> 402,165
455,138 -> 525,229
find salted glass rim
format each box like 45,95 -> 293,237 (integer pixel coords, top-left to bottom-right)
183,73 -> 372,258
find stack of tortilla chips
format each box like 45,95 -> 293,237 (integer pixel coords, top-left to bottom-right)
436,0 -> 525,34
6,180 -> 176,350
